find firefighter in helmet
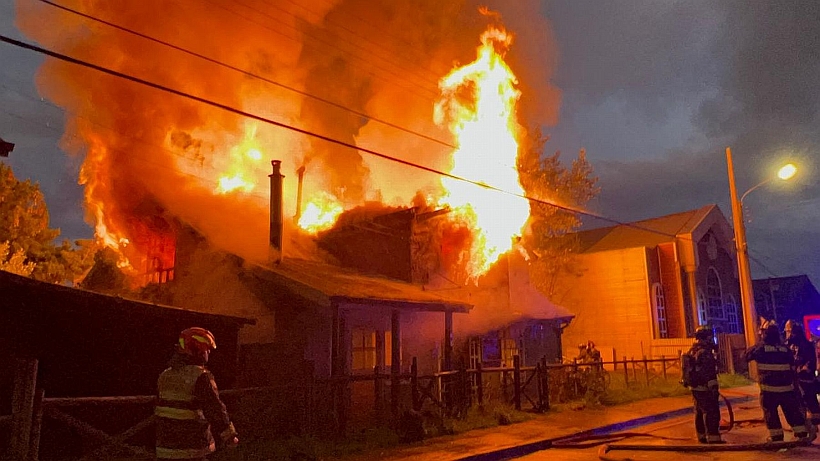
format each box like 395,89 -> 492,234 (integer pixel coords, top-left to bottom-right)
785,319 -> 820,428
682,326 -> 724,443
155,327 -> 239,460
745,319 -> 809,442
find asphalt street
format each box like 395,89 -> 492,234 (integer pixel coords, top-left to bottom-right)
518,402 -> 820,461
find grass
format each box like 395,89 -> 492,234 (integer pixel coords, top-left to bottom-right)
213,404 -> 534,461
718,373 -> 754,388
214,375 -> 753,460
598,375 -> 690,406
449,402 -> 535,433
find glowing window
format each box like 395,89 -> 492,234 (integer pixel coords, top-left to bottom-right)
352,330 -> 390,371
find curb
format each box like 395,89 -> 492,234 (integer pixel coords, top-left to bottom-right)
454,393 -> 757,461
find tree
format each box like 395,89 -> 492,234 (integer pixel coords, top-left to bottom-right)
517,128 -> 600,296
0,162 -> 96,283
0,241 -> 36,276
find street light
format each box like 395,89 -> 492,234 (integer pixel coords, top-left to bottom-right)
726,148 -> 797,357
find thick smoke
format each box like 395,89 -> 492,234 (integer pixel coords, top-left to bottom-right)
14,1 -> 561,321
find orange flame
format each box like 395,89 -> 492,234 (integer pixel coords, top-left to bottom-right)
434,26 -> 528,278
215,123 -> 264,194
298,191 -> 344,233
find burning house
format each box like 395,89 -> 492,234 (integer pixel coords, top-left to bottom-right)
14,0 -> 582,427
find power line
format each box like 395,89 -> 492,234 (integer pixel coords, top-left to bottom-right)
0,104 -> 249,197
274,0 -> 449,82
198,0 -> 441,102
0,33 -> 700,242
36,0 -> 455,150
235,0 -> 444,89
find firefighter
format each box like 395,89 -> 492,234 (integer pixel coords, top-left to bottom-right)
586,340 -> 602,364
155,327 -> 239,461
745,320 -> 809,442
575,343 -> 589,362
785,319 -> 820,428
682,326 -> 724,444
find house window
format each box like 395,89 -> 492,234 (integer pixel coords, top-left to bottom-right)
706,267 -> 725,319
352,330 -> 391,371
726,295 -> 740,334
697,290 -> 708,326
501,338 -> 519,367
653,283 -> 669,339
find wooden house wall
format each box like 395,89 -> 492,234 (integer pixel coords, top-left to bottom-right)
556,247 -> 653,360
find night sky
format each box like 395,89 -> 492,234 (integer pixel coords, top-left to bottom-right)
1,0 -> 818,285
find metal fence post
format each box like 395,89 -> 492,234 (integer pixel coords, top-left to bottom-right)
622,356 -> 629,386
475,363 -> 483,407
513,355 -> 521,411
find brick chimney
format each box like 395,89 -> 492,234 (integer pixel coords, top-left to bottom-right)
269,160 -> 284,263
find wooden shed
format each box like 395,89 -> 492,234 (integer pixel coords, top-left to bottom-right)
0,270 -> 254,407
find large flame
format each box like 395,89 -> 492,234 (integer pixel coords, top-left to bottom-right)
434,26 -> 529,278
215,123 -> 264,194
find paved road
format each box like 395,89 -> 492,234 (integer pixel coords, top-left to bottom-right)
519,401 -> 820,461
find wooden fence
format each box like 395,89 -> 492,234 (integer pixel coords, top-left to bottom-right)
3,353 -> 685,459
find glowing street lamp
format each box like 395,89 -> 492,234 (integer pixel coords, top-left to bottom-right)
726,148 -> 797,361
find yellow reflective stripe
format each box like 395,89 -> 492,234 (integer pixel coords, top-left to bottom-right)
155,406 -> 204,420
706,435 -> 722,442
768,428 -> 784,436
793,425 -> 808,433
159,391 -> 194,401
691,386 -> 709,391
757,363 -> 792,371
760,384 -> 794,392
707,379 -> 718,387
156,444 -> 215,459
764,345 -> 789,352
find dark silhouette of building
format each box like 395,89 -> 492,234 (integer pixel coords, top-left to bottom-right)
753,275 -> 820,326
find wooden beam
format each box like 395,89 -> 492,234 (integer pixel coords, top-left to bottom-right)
331,301 -> 342,377
331,296 -> 471,313
10,357 -> 38,461
29,388 -> 44,461
444,310 -> 453,371
391,309 -> 402,419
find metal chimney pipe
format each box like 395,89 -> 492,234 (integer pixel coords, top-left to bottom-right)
295,165 -> 306,223
269,160 -> 284,263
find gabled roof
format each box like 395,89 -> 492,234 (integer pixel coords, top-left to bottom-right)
251,258 -> 472,313
577,205 -> 717,253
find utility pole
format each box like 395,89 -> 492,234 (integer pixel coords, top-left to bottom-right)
726,147 -> 758,378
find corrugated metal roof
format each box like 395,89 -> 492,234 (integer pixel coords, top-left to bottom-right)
252,258 -> 472,312
578,205 -> 716,253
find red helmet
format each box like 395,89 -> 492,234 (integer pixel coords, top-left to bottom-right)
179,327 -> 217,358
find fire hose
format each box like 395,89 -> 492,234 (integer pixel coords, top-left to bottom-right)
593,393 -> 815,460
517,393 -> 810,460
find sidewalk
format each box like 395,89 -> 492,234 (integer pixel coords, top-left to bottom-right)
340,385 -> 760,461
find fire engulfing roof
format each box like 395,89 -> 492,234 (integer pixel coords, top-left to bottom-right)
251,257 -> 472,313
